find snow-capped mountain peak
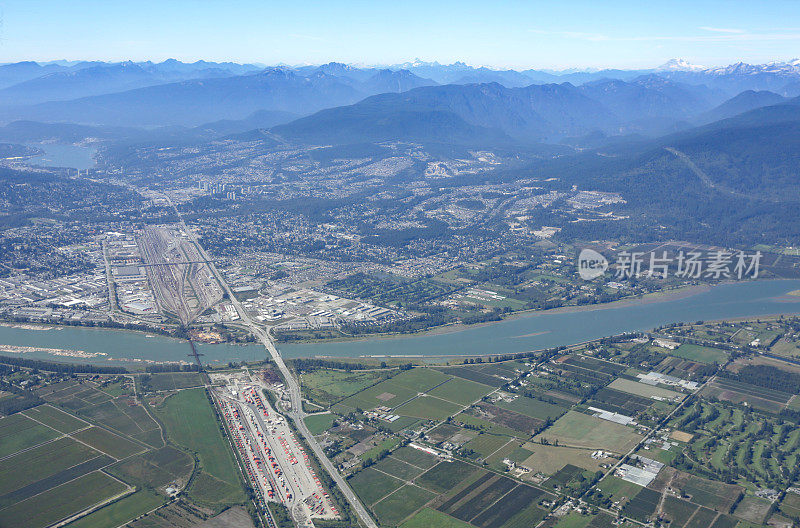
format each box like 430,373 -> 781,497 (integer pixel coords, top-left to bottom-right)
657,58 -> 705,71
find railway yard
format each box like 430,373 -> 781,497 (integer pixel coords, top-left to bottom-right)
137,225 -> 223,325
213,373 -> 338,528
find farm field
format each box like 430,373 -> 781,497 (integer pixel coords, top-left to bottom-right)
332,366 -> 499,421
0,411 -> 59,457
72,425 -> 147,459
779,490 -> 800,519
462,433 -> 513,461
36,379 -> 163,447
373,455 -> 427,480
607,378 -> 682,400
416,460 -> 481,493
348,467 -> 405,506
518,442 -> 610,474
305,412 -> 337,434
435,365 -> 514,387
0,397 -> 177,528
301,369 -> 391,407
587,387 -> 653,417
470,402 -> 543,436
494,395 -> 567,421
534,411 -> 643,453
391,445 -> 440,469
0,471 -> 129,528
671,344 -> 729,364
335,368 -> 451,412
0,392 -> 192,528
425,377 -> 494,405
770,337 -> 800,358
400,507 -> 472,528
348,444 -> 556,527
152,388 -> 245,507
63,489 -> 164,528
372,484 -> 436,526
394,395 -> 463,420
141,372 -> 204,392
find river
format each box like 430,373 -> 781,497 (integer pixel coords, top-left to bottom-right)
0,279 -> 798,369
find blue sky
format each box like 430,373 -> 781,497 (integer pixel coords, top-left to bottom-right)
1,1 -> 799,69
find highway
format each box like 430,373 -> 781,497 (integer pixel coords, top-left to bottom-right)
165,198 -> 378,528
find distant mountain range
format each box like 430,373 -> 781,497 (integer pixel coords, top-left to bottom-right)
1,57 -> 799,143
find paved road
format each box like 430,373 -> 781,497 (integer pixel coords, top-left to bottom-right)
167,201 -> 378,528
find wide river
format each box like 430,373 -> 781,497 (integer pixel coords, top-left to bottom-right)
1,279 -> 799,369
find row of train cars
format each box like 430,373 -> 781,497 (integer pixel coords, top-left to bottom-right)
218,385 -> 338,524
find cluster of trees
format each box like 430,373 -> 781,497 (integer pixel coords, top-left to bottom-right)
267,503 -> 293,528
292,358 -> 384,372
0,375 -> 42,415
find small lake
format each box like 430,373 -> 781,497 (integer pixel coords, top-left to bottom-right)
26,143 -> 96,170
0,279 -> 798,369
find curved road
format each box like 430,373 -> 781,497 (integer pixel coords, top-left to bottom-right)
170,205 -> 377,528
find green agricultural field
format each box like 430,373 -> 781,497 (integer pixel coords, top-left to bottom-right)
348,467 -> 404,506
62,489 -> 164,528
0,436 -> 103,497
301,369 -> 390,406
733,495 -> 773,524
607,378 -> 682,400
107,446 -> 193,491
374,456 -> 427,480
553,512 -> 593,528
304,413 -> 337,435
0,412 -> 59,457
391,368 -> 453,390
0,471 -> 128,528
391,446 -> 440,469
770,338 -> 800,358
336,379 -> 419,412
425,377 -> 493,405
416,460 -> 480,493
426,422 -> 464,443
495,395 -> 568,421
23,404 -> 87,433
400,507 -> 472,528
672,344 -> 729,364
463,433 -> 512,460
153,388 -> 244,507
535,411 -> 643,453
361,437 -> 402,462
142,372 -> 204,392
498,501 -> 550,528
394,395 -> 462,420
454,409 -> 526,438
779,491 -> 800,519
596,475 -> 643,506
48,390 -> 162,448
519,442 -> 608,474
372,484 -> 436,526
72,426 -> 146,459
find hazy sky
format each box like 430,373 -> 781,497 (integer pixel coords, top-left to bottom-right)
1,1 -> 799,69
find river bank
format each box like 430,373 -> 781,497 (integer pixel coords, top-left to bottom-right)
0,279 -> 798,367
